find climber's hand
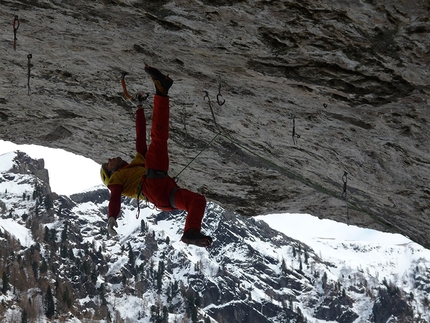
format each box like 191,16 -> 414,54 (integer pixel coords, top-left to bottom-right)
107,217 -> 118,236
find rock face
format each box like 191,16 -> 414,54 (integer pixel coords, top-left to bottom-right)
8,151 -> 52,199
10,151 -> 50,187
1,1 -> 429,247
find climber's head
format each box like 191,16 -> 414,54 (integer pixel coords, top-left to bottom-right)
100,157 -> 124,186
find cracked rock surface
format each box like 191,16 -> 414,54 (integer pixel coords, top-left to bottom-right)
1,0 -> 429,248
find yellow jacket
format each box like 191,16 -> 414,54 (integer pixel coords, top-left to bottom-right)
108,152 -> 146,199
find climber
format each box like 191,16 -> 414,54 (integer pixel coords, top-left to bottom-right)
100,64 -> 212,248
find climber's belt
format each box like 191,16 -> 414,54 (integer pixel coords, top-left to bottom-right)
146,169 -> 168,179
145,169 -> 178,209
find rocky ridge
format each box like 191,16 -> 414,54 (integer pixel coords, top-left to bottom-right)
0,0 -> 429,248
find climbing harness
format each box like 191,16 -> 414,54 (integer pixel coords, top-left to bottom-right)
146,169 -> 168,179
135,170 -> 179,219
27,54 -> 32,95
135,174 -> 159,219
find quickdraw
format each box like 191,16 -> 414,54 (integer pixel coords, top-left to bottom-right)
27,54 -> 32,95
203,82 -> 225,130
13,15 -> 20,41
342,171 -> 350,223
203,90 -> 219,129
216,83 -> 225,106
175,84 -> 226,180
341,171 -> 348,200
173,83 -> 225,182
291,115 -> 301,145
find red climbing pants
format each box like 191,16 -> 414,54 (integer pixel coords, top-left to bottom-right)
142,95 -> 206,233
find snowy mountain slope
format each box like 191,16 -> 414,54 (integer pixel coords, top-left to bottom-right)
258,213 -> 430,289
0,151 -> 429,323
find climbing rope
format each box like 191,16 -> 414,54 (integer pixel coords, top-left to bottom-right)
217,131 -> 395,231
175,86 -> 398,233
174,132 -> 220,180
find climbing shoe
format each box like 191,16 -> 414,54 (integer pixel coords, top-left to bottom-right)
144,63 -> 173,97
181,228 -> 213,248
